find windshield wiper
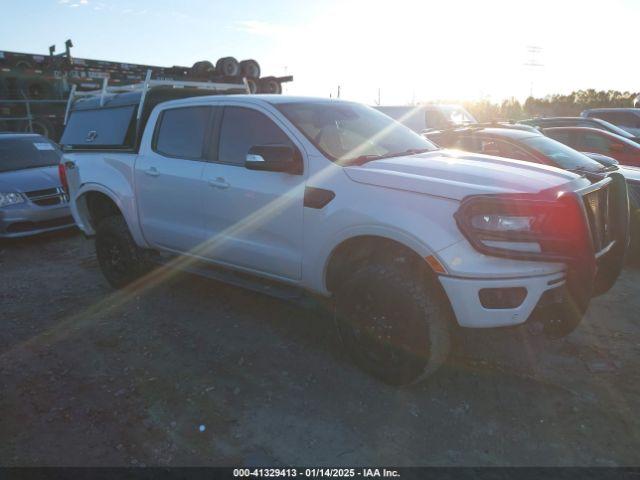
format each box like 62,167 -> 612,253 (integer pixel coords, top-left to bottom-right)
382,148 -> 433,158
568,166 -> 606,176
344,148 -> 433,166
342,154 -> 385,166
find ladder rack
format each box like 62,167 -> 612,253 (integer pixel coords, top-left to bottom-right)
63,69 -> 250,125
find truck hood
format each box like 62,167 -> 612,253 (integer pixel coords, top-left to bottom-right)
343,150 -> 581,201
0,165 -> 62,193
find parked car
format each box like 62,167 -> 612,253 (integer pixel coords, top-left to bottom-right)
425,126 -> 639,260
60,85 -> 628,386
542,126 -> 640,167
582,108 -> 640,137
0,133 -> 73,238
519,117 -> 640,144
375,104 -> 476,133
425,126 -> 614,173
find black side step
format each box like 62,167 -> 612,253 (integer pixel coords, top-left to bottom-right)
153,253 -> 323,309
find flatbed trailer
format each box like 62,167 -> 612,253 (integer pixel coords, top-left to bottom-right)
0,40 -> 293,140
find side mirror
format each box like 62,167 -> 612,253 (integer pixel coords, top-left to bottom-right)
245,145 -> 302,174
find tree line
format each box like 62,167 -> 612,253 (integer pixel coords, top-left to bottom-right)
452,90 -> 639,122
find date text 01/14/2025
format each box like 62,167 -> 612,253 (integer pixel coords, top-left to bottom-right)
232,468 -> 401,478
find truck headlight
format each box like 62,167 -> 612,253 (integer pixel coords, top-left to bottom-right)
0,192 -> 25,207
454,190 -> 591,262
470,214 -> 536,232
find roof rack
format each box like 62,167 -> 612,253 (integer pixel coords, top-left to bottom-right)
63,69 -> 250,126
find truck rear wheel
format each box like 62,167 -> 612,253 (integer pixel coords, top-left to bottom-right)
334,262 -> 451,386
95,216 -> 152,289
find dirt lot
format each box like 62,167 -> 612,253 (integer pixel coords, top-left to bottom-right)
1,229 -> 639,467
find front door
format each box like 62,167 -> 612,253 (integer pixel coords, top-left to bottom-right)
200,106 -> 305,280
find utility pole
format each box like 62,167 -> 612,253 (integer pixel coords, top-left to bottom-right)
524,45 -> 543,98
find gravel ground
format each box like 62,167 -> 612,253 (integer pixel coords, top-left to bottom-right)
1,230 -> 639,467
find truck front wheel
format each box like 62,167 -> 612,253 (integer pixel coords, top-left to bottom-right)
334,262 -> 451,386
95,216 -> 153,289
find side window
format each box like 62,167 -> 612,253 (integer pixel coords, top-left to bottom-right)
218,107 -> 293,165
619,113 -> 640,128
154,106 -> 211,159
61,105 -> 136,149
579,133 -> 611,152
545,130 -> 574,147
454,136 -> 481,152
480,139 -> 536,162
596,112 -> 640,128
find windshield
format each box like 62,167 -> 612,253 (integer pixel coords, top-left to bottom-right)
276,102 -> 437,163
0,137 -> 62,173
520,135 -> 604,172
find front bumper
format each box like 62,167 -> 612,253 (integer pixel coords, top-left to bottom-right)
440,271 -> 566,328
438,173 -> 629,331
0,203 -> 75,238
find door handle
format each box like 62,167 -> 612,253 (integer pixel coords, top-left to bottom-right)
208,177 -> 230,189
144,166 -> 160,177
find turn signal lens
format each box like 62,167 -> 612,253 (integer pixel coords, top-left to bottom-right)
425,255 -> 447,274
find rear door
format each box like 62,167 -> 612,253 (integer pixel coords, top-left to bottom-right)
135,105 -> 213,252
200,105 -> 305,280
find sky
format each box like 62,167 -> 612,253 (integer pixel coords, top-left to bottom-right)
1,0 -> 638,105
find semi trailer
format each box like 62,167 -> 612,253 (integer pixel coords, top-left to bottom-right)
0,39 -> 292,141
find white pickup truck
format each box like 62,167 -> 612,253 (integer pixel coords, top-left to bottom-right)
59,82 -> 629,385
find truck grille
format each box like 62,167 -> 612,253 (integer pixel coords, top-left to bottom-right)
582,184 -> 612,254
24,187 -> 68,206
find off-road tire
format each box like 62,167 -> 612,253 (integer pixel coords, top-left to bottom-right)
95,216 -> 152,289
335,261 -> 451,386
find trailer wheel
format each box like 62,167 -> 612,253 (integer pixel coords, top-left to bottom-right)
24,80 -> 54,100
335,262 -> 451,385
215,57 -> 240,77
15,60 -> 33,71
258,77 -> 282,94
239,59 -> 261,79
191,60 -> 215,77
